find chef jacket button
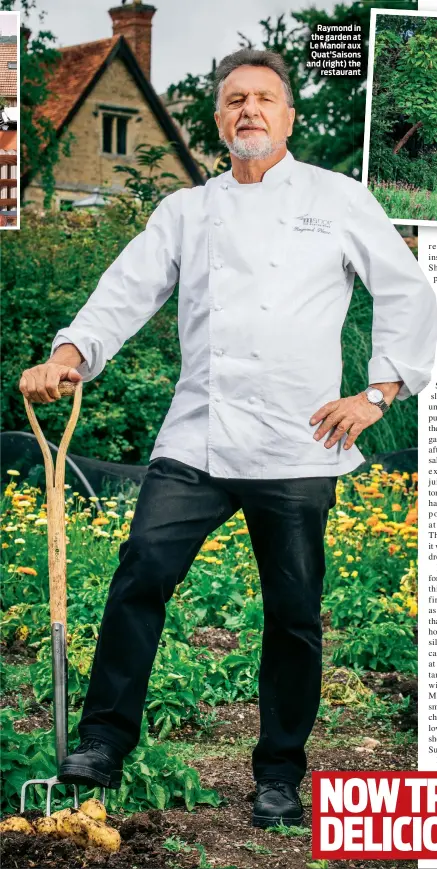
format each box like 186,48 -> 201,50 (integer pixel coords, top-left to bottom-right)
215,394 -> 222,402
251,350 -> 260,358
214,262 -> 223,270
287,176 -> 293,185
260,302 -> 270,310
214,347 -> 224,356
270,259 -> 279,267
214,304 -> 222,311
214,218 -> 222,226
221,183 -> 229,190
249,396 -> 257,404
278,216 -> 287,224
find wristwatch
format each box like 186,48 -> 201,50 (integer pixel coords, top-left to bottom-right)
364,386 -> 390,414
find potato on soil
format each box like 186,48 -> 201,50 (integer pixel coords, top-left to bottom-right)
33,816 -> 60,838
0,816 -> 35,835
53,808 -> 120,852
51,808 -> 78,840
77,813 -> 121,852
80,798 -> 107,823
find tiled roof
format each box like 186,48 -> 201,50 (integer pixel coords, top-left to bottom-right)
0,43 -> 17,97
34,37 -> 119,130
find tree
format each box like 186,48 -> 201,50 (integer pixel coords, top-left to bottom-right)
166,0 -> 416,180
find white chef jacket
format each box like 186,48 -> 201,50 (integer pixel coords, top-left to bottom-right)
51,150 -> 437,479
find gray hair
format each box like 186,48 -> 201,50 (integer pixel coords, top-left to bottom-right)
213,48 -> 294,112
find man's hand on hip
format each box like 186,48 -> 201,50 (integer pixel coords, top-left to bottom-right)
309,381 -> 401,450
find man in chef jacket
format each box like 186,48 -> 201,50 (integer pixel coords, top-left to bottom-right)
19,48 -> 437,828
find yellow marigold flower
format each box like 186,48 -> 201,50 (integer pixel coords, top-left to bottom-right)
406,542 -> 417,548
235,511 -> 245,520
6,470 -> 20,476
372,507 -> 383,513
34,518 -> 47,526
246,588 -> 255,596
353,506 -> 365,512
203,556 -> 223,564
124,510 -> 134,519
2,543 -> 8,548
392,504 -> 402,512
367,515 -> 379,526
92,517 -> 110,526
106,501 -> 118,508
112,530 -> 123,538
351,570 -> 358,578
16,567 -> 37,576
89,497 -> 99,502
404,508 -> 417,526
341,571 -> 350,577
202,539 -> 225,551
215,535 -> 231,542
333,550 -> 343,557
225,521 -> 236,526
371,464 -> 383,470
411,473 -> 418,483
327,535 -> 336,546
25,514 -> 37,520
105,511 -> 120,519
402,473 -> 410,480
233,527 -> 249,535
346,555 -> 354,562
14,538 -> 25,544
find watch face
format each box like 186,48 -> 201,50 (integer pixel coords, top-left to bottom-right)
367,388 -> 384,403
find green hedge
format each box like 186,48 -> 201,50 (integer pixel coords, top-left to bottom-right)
1,203 -> 417,461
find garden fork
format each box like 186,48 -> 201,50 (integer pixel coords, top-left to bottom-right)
20,381 -> 105,816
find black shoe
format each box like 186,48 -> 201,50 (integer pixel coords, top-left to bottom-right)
252,780 -> 304,828
58,738 -> 124,789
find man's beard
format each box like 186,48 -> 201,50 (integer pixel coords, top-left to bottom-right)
219,128 -> 286,161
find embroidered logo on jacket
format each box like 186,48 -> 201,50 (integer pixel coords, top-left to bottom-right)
294,215 -> 333,234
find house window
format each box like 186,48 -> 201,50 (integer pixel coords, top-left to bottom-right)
117,117 -> 127,155
7,61 -> 17,69
102,115 -> 113,154
101,114 -> 128,155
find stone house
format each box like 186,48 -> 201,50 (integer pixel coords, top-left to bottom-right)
22,3 -> 205,212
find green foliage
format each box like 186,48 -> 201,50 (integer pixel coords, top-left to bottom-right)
167,0 -> 417,178
369,14 -> 437,191
1,209 -> 418,460
369,180 -> 437,222
0,706 -> 221,815
332,621 -> 417,672
113,142 -> 186,216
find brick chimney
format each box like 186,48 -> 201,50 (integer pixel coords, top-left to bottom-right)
109,3 -> 156,80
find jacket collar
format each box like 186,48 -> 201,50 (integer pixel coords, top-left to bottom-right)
220,149 -> 296,189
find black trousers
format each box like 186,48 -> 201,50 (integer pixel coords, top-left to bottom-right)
79,456 -> 337,786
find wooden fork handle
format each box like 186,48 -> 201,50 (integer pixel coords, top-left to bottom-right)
23,381 -> 83,628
